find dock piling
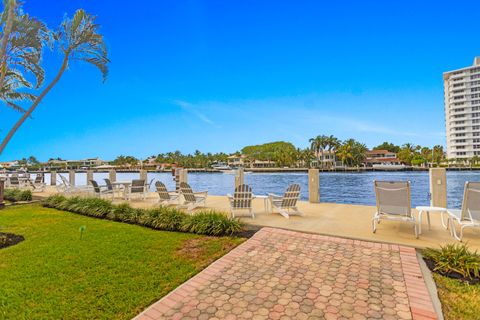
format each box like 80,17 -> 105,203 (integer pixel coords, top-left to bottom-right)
429,168 -> 447,208
86,170 -> 94,185
140,170 -> 148,182
109,169 -> 116,183
308,169 -> 320,203
234,167 -> 245,189
51,171 -> 57,186
69,170 -> 76,186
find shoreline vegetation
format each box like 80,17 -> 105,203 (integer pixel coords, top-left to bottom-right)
0,137 -> 462,172
21,167 -> 480,174
22,166 -> 480,173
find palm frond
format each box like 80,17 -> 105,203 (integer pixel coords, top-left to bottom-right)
6,100 -> 25,112
57,9 -> 109,82
0,5 -> 46,112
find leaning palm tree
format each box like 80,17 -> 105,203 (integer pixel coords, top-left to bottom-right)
0,1 -> 47,112
0,9 -> 109,155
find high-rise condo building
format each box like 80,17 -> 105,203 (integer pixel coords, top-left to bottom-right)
444,57 -> 480,159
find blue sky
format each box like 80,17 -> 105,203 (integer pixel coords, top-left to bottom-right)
1,0 -> 479,161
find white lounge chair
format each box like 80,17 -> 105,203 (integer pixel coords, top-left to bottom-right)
268,184 -> 302,218
155,181 -> 179,206
447,181 -> 480,241
103,179 -> 118,198
179,182 -> 208,211
227,184 -> 254,218
90,180 -> 114,199
8,176 -> 20,189
127,179 -> 147,200
372,180 -> 418,238
27,174 -> 46,192
57,175 -> 89,194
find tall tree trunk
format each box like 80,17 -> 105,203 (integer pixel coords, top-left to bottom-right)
0,54 -> 69,156
0,0 -> 16,90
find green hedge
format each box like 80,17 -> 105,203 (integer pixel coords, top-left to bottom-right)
4,189 -> 33,202
43,195 -> 243,236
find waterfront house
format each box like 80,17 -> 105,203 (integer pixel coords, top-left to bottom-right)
311,150 -> 344,168
0,161 -> 19,169
227,154 -> 247,168
46,157 -> 109,170
364,149 -> 403,167
251,159 -> 276,168
227,155 -> 276,168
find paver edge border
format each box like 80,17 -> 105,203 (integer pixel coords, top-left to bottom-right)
399,247 -> 439,320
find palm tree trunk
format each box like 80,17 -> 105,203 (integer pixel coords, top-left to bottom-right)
0,0 -> 16,90
0,54 -> 69,156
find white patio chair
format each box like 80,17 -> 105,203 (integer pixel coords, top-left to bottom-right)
448,181 -> 480,241
372,180 -> 418,238
57,174 -> 90,194
268,184 -> 302,218
179,182 -> 208,211
155,181 -> 179,206
227,184 -> 254,218
8,176 -> 20,189
103,178 -> 120,198
90,180 -> 114,199
30,174 -> 46,192
127,179 -> 147,200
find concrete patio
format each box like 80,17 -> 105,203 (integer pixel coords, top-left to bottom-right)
125,194 -> 480,250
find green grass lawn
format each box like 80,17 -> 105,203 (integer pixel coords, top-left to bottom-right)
434,273 -> 480,320
0,204 -> 244,319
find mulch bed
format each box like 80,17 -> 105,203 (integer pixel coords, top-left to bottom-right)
423,257 -> 480,285
0,232 -> 25,249
234,225 -> 261,238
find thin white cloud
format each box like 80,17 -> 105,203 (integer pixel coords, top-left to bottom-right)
170,93 -> 445,147
174,100 -> 216,125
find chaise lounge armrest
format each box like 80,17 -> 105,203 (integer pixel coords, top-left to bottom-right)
447,209 -> 462,220
267,193 -> 282,199
193,191 -> 208,198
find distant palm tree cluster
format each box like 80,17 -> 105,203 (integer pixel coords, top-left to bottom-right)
105,136 -> 448,170
309,135 -> 367,168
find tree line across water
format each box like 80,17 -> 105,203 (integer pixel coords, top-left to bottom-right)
11,135 -> 459,170
108,136 -> 449,169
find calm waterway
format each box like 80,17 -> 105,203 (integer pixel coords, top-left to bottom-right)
45,171 -> 480,209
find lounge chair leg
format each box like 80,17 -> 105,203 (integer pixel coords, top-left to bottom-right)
293,207 -> 303,216
372,218 -> 377,233
450,219 -> 462,241
414,224 -> 418,239
443,212 -> 449,230
459,226 -> 467,242
278,210 -> 289,219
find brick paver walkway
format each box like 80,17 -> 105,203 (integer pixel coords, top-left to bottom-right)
135,228 -> 437,320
